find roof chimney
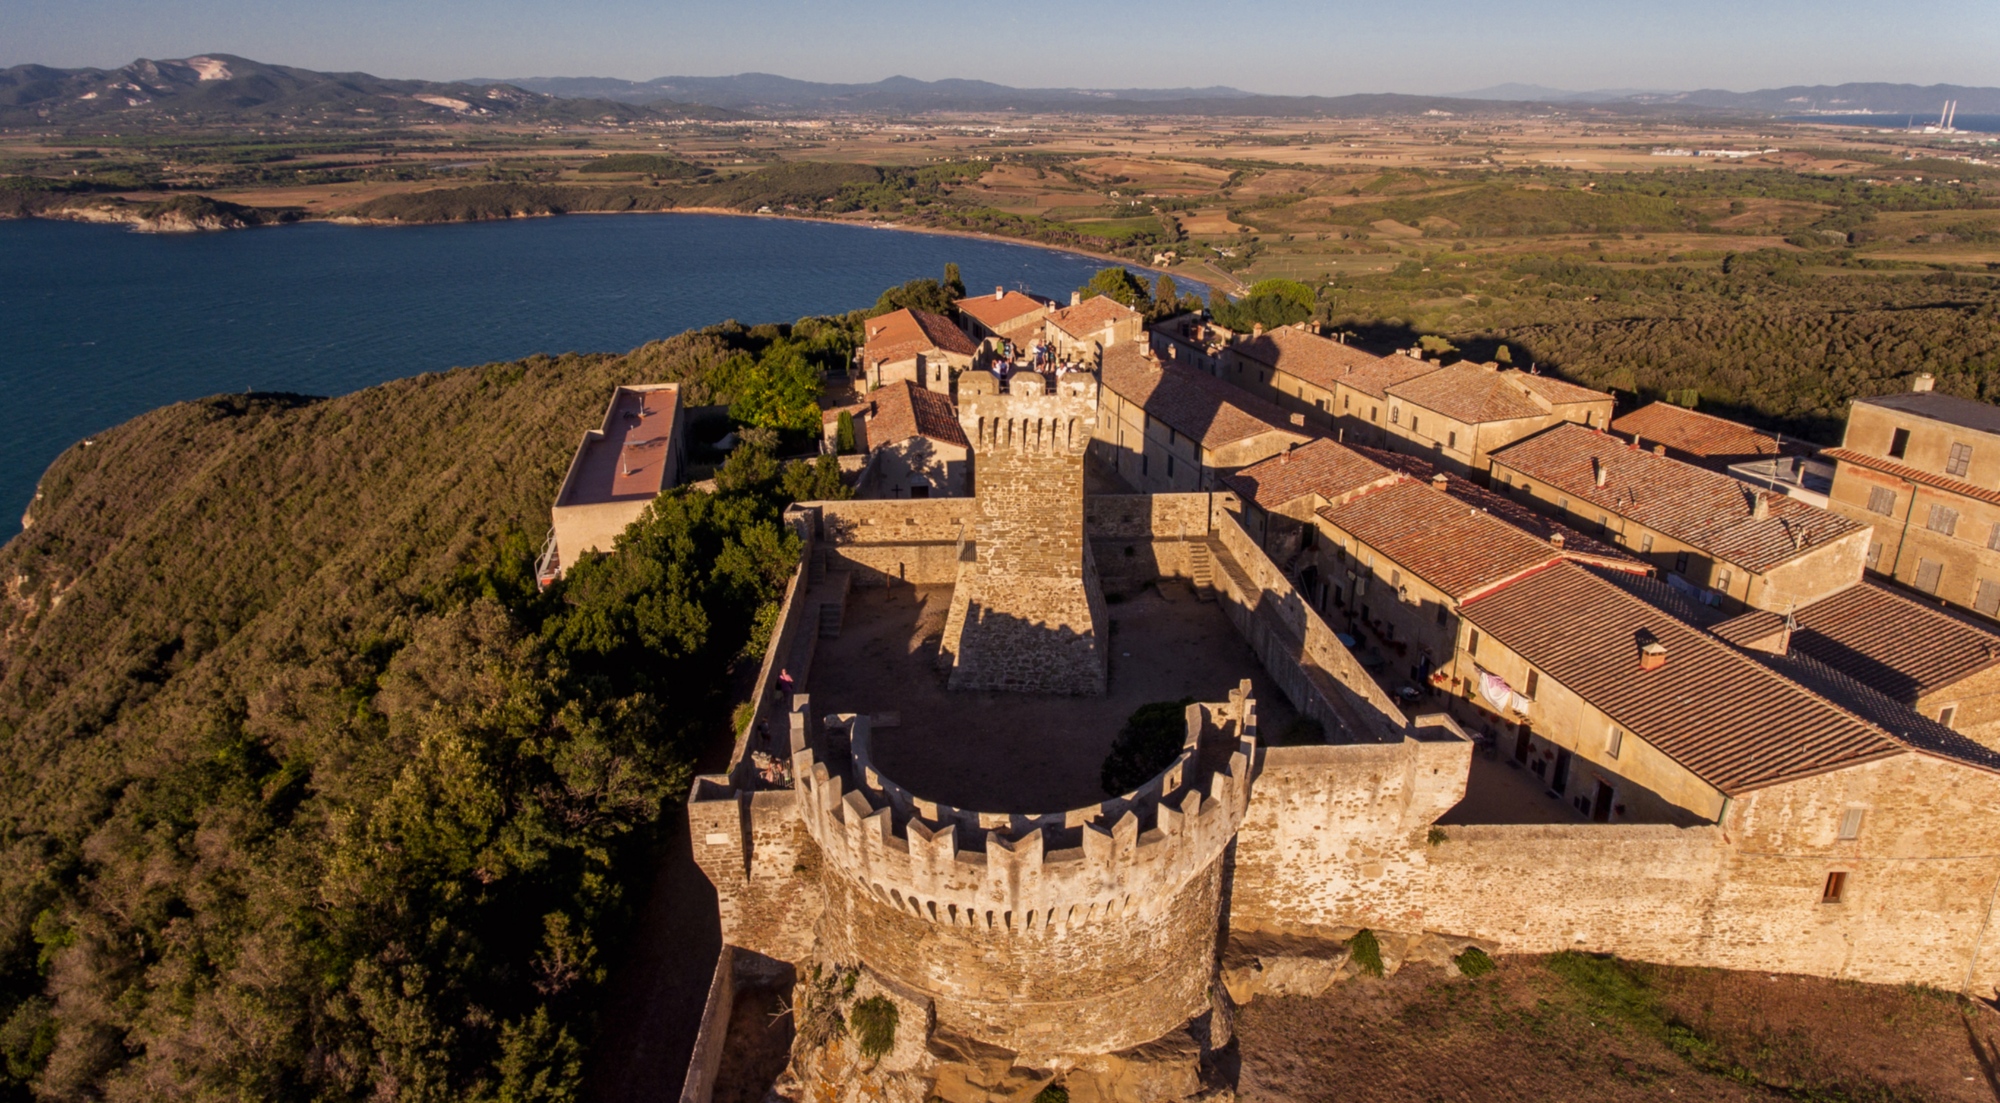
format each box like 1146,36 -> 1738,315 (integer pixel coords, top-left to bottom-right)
1751,491 -> 1770,520
1431,473 -> 1448,491
1637,631 -> 1667,673
1549,532 -> 1565,550
1913,372 -> 1936,393
995,286 -> 1004,300
1652,444 -> 1666,456
1071,290 -> 1082,306
1592,457 -> 1608,488
1253,323 -> 1265,338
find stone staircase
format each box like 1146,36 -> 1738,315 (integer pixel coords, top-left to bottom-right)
1188,538 -> 1218,602
818,596 -> 845,639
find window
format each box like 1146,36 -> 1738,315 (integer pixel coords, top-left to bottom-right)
1607,727 -> 1624,758
1989,523 -> 2000,552
1940,704 -> 1959,729
1949,441 -> 1973,477
1435,603 -> 1447,626
1344,395 -> 1351,411
1525,670 -> 1539,699
1168,427 -> 1177,445
1866,486 -> 1896,516
1391,406 -> 1401,425
1838,808 -> 1865,840
1390,569 -> 1401,588
1889,428 -> 1910,459
1371,405 -> 1379,422
1928,504 -> 1959,536
1640,534 -> 1655,554
1467,628 -> 1480,656
1448,431 -> 1458,449
1821,871 -> 1847,904
1978,580 -> 2000,617
1141,454 -> 1149,476
1411,415 -> 1421,434
1674,551 -> 1691,575
1558,497 -> 1570,512
1866,541 -> 1884,570
1166,455 -> 1176,479
1916,557 -> 1944,594
1716,568 -> 1733,592
1596,514 -> 1609,537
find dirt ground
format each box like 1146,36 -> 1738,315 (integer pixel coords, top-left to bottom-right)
806,581 -> 1299,813
1233,954 -> 2000,1103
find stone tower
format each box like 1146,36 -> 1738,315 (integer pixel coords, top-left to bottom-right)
940,371 -> 1108,694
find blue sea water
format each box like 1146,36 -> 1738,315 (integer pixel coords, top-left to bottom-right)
0,213 -> 1166,528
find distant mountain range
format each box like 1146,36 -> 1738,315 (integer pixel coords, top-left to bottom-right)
0,53 -> 746,126
3,54 -> 1995,126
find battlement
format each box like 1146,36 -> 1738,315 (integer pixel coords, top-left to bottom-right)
959,386 -> 1098,456
787,682 -> 1258,934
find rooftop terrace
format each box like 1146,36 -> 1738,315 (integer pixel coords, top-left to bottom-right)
557,384 -> 681,508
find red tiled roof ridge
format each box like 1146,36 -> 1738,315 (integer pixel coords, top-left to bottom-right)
866,380 -> 969,448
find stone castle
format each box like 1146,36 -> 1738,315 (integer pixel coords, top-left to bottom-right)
675,378 -> 2000,1103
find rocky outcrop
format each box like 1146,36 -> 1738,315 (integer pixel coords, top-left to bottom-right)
34,195 -> 297,233
1220,928 -> 1499,1004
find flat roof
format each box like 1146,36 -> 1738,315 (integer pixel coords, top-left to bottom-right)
558,384 -> 681,508
1855,390 -> 2000,437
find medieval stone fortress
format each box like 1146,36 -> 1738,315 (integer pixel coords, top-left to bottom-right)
545,283 -> 2000,1102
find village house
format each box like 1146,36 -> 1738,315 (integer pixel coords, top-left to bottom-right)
1146,312 -> 1233,376
1613,401 -> 1834,507
955,287 -> 1053,347
1453,559 -> 2000,836
1217,323 -> 1401,433
1822,375 -> 2000,619
1489,423 -> 1871,613
856,381 -> 971,498
1711,579 -> 2000,743
1221,438 -> 1400,550
1327,352 -> 1442,448
1380,362 -> 1614,477
541,383 -> 685,584
1043,293 -> 1146,364
1094,344 -> 1308,494
860,307 -> 978,393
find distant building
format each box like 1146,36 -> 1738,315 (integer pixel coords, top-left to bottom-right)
1612,401 -> 1834,507
1489,423 -> 1870,613
956,288 -> 1053,347
858,381 -> 971,498
1822,375 -> 2000,619
1043,294 -> 1146,364
1147,313 -> 1233,377
542,384 -> 685,583
1218,323 -> 1398,434
1381,363 -> 1613,477
861,307 -> 978,393
1094,344 -> 1308,493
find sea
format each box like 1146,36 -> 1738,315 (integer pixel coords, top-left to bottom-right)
1780,113 -> 2000,136
0,213 -> 1167,528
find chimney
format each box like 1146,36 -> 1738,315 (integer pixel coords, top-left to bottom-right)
1431,473 -> 1448,491
1071,291 -> 1082,306
1913,372 -> 1936,393
1652,444 -> 1666,456
1637,631 -> 1667,673
1549,532 -> 1565,550
1253,323 -> 1265,338
1751,491 -> 1770,520
1592,457 -> 1608,488
995,286 -> 1004,300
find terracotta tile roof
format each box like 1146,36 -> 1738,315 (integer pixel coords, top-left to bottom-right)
1513,371 -> 1613,407
1318,479 -> 1564,602
1220,438 -> 1395,511
1610,403 -> 1805,466
1491,423 -> 1866,573
1386,364 -> 1550,424
1748,648 -> 2000,774
1709,609 -> 1787,648
1786,581 -> 2000,701
1350,444 -> 1640,566
1100,345 -> 1306,451
1230,326 -> 1395,392
956,290 -> 1051,331
866,381 -> 968,449
1460,562 -> 1905,794
863,307 -> 977,365
1823,447 -> 2000,508
1047,295 -> 1143,340
1333,354 -> 1437,400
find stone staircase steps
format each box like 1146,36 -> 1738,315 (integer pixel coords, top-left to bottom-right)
818,600 -> 844,639
1188,538 -> 1217,602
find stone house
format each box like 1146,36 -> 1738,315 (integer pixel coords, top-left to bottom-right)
859,381 -> 971,498
1711,579 -> 2000,743
1094,344 -> 1309,494
1043,294 -> 1146,364
1328,352 -> 1442,447
861,307 -> 979,393
955,287 -> 1053,347
1611,401 -> 1811,471
1217,323 -> 1402,434
1822,376 -> 2000,619
1381,362 -> 1614,478
1489,422 -> 1872,613
1146,312 -> 1232,377
544,383 -> 684,583
1453,560 -> 2000,834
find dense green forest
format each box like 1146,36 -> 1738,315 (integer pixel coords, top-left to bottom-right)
0,318 -> 850,1102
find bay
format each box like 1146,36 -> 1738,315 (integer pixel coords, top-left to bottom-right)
0,212 -> 1166,528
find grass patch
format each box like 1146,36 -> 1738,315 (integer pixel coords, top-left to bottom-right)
849,996 -> 899,1061
1349,929 -> 1384,978
1453,947 -> 1496,978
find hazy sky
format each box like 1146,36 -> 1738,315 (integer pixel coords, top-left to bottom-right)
9,0 -> 1998,94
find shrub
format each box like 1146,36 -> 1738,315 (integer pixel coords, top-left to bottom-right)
1427,826 -> 1449,846
850,996 -> 899,1060
836,410 -> 856,454
1349,929 -> 1385,977
1100,698 -> 1196,795
1034,1087 -> 1071,1103
1454,946 -> 1497,978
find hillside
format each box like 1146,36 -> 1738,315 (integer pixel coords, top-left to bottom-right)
0,322 -> 849,1102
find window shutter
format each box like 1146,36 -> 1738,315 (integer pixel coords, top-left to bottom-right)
1916,558 -> 1944,594
1867,487 -> 1896,516
1978,580 -> 2000,616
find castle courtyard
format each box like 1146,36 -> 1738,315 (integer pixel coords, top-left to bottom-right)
806,579 -> 1300,812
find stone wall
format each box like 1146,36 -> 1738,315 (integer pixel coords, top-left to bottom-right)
688,771 -> 825,966
813,497 -> 974,587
